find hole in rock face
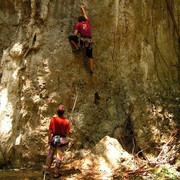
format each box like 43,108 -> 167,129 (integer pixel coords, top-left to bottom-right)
121,116 -> 146,159
94,92 -> 100,105
122,116 -> 135,152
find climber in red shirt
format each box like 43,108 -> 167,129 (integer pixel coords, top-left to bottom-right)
44,105 -> 70,178
48,113 -> 70,137
75,18 -> 92,38
68,5 -> 94,75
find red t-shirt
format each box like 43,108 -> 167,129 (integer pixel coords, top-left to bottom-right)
75,19 -> 92,37
49,116 -> 70,136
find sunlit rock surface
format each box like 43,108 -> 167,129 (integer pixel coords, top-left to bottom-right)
78,136 -> 137,176
0,0 -> 179,170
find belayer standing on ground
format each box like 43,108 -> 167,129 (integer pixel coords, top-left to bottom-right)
68,5 -> 94,75
44,105 -> 70,178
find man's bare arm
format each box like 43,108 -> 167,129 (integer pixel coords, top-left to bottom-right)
74,29 -> 78,35
80,5 -> 88,19
48,129 -> 52,143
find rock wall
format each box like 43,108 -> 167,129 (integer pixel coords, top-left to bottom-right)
0,0 -> 179,168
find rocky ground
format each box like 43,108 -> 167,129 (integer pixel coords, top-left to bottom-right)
0,159 -> 114,180
0,136 -> 179,180
1,160 -> 180,180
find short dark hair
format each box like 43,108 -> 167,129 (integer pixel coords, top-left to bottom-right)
57,105 -> 65,116
78,16 -> 86,22
57,110 -> 64,116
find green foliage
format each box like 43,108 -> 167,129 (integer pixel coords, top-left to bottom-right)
152,165 -> 180,180
115,164 -> 180,180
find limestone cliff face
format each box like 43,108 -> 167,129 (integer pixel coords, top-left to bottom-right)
0,0 -> 179,168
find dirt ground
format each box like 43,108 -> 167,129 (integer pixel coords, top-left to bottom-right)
0,160 -> 114,180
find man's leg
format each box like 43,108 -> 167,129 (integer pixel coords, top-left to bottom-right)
68,35 -> 80,51
44,146 -> 55,173
85,44 -> 93,75
53,146 -> 63,177
89,58 -> 93,74
69,40 -> 79,50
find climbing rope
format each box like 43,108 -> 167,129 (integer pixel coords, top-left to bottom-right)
71,87 -> 78,114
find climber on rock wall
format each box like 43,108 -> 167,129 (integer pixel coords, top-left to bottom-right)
43,105 -> 70,178
68,5 -> 94,76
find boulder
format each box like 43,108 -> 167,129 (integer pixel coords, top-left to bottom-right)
79,136 -> 137,176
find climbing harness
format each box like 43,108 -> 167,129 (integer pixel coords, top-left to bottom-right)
81,37 -> 93,44
50,134 -> 67,147
77,36 -> 93,48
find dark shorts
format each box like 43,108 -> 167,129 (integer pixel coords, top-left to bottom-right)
68,35 -> 93,59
